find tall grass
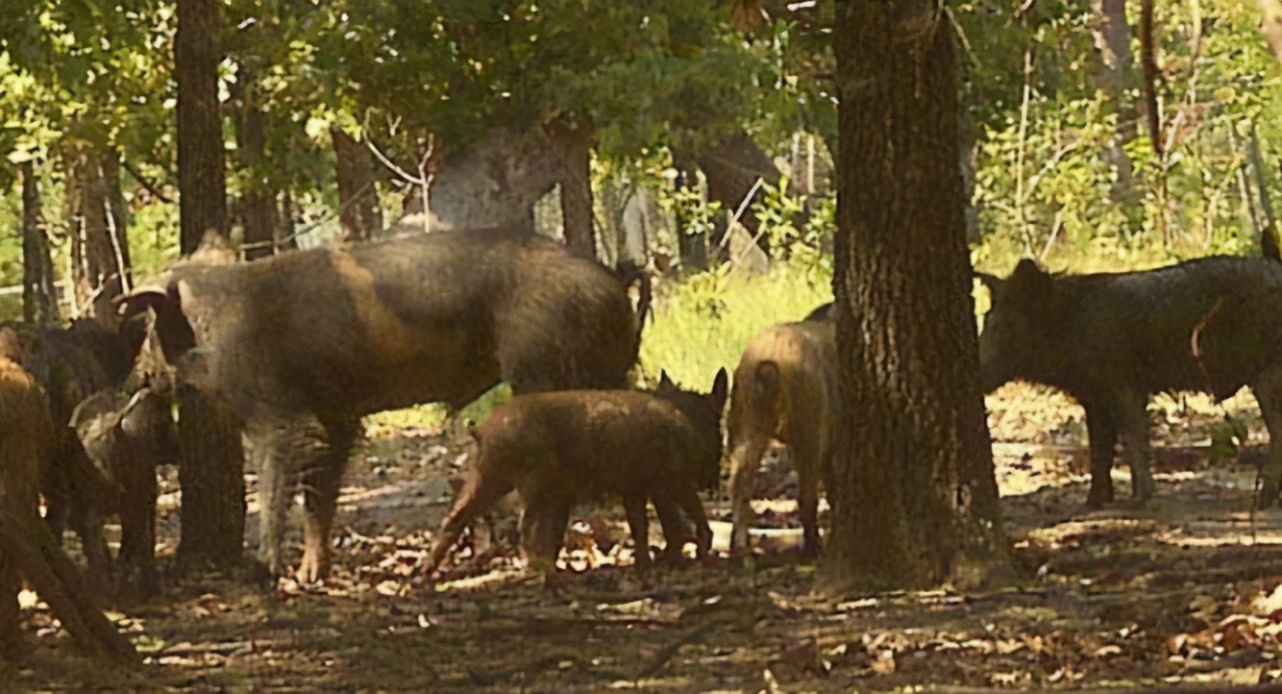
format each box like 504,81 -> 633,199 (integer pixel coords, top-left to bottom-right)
637,260 -> 832,390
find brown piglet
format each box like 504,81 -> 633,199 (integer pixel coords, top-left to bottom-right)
425,369 -> 728,575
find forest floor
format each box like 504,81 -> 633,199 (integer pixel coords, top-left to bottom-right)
10,385 -> 1282,692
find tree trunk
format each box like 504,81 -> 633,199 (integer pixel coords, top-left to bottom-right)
332,128 -> 384,243
553,122 -> 596,260
70,150 -> 131,321
176,0 -> 245,571
1092,0 -> 1139,205
672,157 -> 709,272
827,1 -> 1009,590
278,190 -> 298,251
177,0 -> 228,256
20,161 -> 59,325
388,125 -> 566,234
232,76 -> 278,260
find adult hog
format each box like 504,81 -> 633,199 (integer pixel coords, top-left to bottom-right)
120,227 -> 641,582
978,255 -> 1282,507
727,320 -> 838,557
423,369 -> 728,576
803,301 -> 834,321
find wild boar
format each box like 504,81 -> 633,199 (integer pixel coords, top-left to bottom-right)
120,227 -> 641,582
0,317 -> 149,592
803,301 -> 834,321
727,320 -> 838,557
0,332 -> 135,662
424,369 -> 728,575
977,255 -> 1282,507
69,317 -> 179,601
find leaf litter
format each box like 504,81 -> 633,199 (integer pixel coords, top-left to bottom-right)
10,384 -> 1282,691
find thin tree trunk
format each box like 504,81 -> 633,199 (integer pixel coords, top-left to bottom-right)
332,128 -> 383,243
175,0 -> 245,572
1093,0 -> 1139,205
232,76 -> 277,260
72,150 -> 130,321
20,161 -> 59,325
827,0 -> 1010,590
555,121 -> 596,260
278,190 -> 298,251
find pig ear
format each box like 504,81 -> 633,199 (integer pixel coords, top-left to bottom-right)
974,271 -> 1001,292
115,285 -> 174,318
710,367 -> 729,413
1008,258 -> 1053,297
658,370 -> 676,390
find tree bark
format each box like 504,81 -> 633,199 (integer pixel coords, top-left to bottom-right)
232,75 -> 279,260
20,161 -> 59,325
70,150 -> 131,322
175,0 -> 246,571
388,125 -> 566,234
1092,0 -> 1139,205
176,0 -> 228,256
332,128 -> 384,243
554,121 -> 596,260
827,0 -> 1009,590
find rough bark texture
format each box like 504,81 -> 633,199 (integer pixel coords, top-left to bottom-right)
1092,0 -> 1139,204
174,385 -> 246,572
391,125 -> 568,234
332,128 -> 383,243
176,0 -> 228,255
555,122 -> 596,260
233,77 -> 279,260
20,161 -> 59,325
827,0 -> 1009,590
69,150 -> 131,321
175,0 -> 245,571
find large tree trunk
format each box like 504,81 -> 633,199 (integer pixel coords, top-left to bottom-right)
332,128 -> 384,243
175,0 -> 246,572
1092,0 -> 1139,205
826,1 -> 1009,590
555,121 -> 596,260
20,161 -> 59,325
232,76 -> 279,261
389,125 -> 571,234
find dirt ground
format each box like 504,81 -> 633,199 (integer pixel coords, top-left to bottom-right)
9,385 -> 1282,692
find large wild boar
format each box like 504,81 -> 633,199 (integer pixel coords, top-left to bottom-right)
978,255 -> 1282,507
727,320 -> 838,557
423,369 -> 728,575
120,227 -> 641,582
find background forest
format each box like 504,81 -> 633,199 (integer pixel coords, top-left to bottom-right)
6,1 -> 1282,691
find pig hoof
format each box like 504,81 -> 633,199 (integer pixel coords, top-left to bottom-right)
295,555 -> 328,584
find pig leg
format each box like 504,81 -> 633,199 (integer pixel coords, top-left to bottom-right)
0,545 -> 21,656
297,418 -> 359,584
660,481 -> 712,560
518,490 -> 573,575
1252,366 -> 1282,508
424,474 -> 515,574
1083,403 -> 1119,508
251,414 -> 328,579
1111,394 -> 1155,504
791,435 -> 823,558
652,495 -> 696,562
728,435 -> 770,554
621,494 -> 651,572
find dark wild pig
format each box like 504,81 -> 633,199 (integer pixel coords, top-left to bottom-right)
727,320 -> 838,557
121,227 -> 641,582
0,333 -> 136,662
69,317 -> 179,601
977,255 -> 1282,507
1,318 -> 149,592
424,369 -> 729,575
